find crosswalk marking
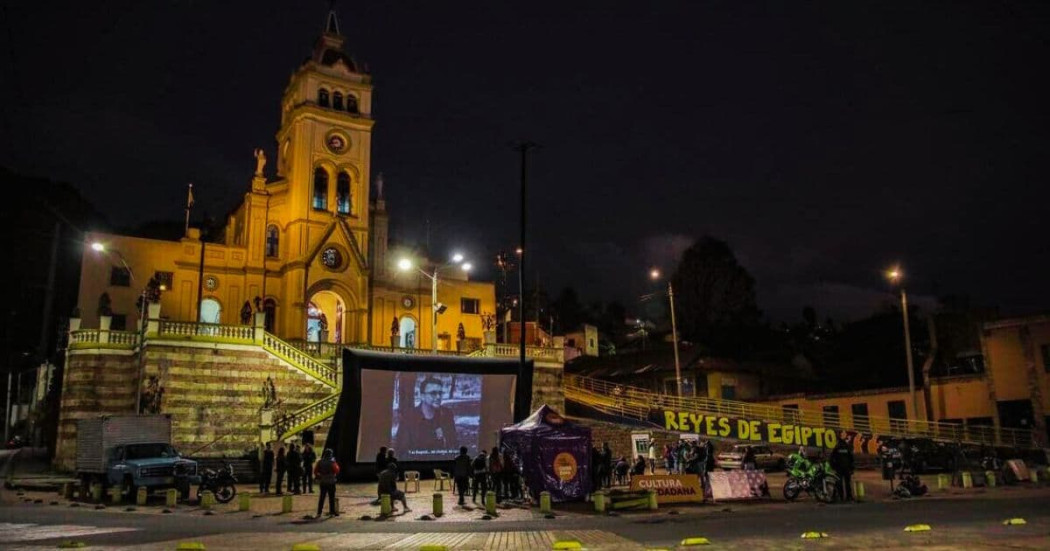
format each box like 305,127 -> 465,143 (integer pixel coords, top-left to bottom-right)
0,522 -> 139,543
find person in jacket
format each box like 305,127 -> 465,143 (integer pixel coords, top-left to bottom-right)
375,446 -> 389,477
260,442 -> 274,494
471,449 -> 489,502
488,446 -> 504,502
704,439 -> 716,475
600,443 -> 614,488
287,443 -> 302,494
502,449 -> 520,500
830,434 -> 855,501
378,462 -> 410,512
275,445 -> 287,495
314,448 -> 340,517
742,446 -> 757,471
452,446 -> 472,506
631,455 -> 647,477
301,443 -> 317,494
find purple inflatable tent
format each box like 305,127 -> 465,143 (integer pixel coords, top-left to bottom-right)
500,405 -> 592,502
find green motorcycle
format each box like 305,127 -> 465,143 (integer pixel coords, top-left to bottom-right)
783,452 -> 839,503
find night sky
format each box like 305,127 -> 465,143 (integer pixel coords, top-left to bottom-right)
2,1 -> 1048,322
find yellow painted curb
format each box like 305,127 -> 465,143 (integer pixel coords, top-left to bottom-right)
176,544 -> 206,551
552,540 -> 582,550
904,524 -> 931,532
801,532 -> 829,539
680,537 -> 711,546
419,546 -> 448,551
1003,518 -> 1027,526
291,545 -> 321,551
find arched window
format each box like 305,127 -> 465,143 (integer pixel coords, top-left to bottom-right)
312,168 -> 328,210
265,225 -> 279,257
333,92 -> 344,111
263,298 -> 276,333
318,88 -> 329,108
336,172 -> 351,214
346,94 -> 359,114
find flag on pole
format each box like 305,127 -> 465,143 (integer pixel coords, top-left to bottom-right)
187,183 -> 195,209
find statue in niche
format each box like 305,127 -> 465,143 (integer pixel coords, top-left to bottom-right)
261,376 -> 278,409
140,375 -> 165,414
254,148 -> 267,177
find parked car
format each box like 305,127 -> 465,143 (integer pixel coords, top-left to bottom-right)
5,435 -> 26,449
878,437 -> 958,474
716,444 -> 786,471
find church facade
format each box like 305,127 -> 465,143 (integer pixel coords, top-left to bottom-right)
78,12 -> 496,353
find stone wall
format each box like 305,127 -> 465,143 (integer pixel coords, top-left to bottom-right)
54,342 -> 335,471
531,364 -> 564,414
55,350 -> 139,470
144,343 -> 334,458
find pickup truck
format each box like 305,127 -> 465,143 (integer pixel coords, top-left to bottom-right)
76,415 -> 200,499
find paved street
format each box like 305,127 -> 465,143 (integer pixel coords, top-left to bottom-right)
2,472 -> 1050,549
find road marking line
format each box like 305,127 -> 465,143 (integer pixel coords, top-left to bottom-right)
0,524 -> 139,542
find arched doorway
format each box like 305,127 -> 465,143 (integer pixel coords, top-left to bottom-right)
306,290 -> 345,343
399,316 -> 416,349
199,298 -> 221,324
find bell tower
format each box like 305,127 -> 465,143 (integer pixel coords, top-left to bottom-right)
275,7 -> 374,256
269,6 -> 375,342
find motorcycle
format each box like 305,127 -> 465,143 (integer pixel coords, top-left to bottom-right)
782,452 -> 839,503
197,462 -> 237,504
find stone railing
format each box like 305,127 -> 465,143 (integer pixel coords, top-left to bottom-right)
68,329 -> 139,349
486,343 -> 565,363
157,320 -> 254,342
273,393 -> 341,441
283,340 -> 564,364
261,333 -> 338,389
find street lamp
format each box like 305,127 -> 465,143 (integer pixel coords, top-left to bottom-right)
886,266 -> 919,420
650,269 -> 683,399
398,253 -> 472,353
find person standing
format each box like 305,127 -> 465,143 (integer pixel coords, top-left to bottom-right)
302,443 -> 317,494
471,449 -> 489,503
452,446 -> 472,506
260,442 -> 274,494
502,449 -> 519,500
314,448 -> 340,518
488,446 -> 504,502
275,445 -> 287,495
704,439 -> 716,475
830,435 -> 855,502
647,441 -> 657,474
600,443 -> 613,489
287,444 -> 302,494
375,446 -> 389,477
742,446 -> 757,471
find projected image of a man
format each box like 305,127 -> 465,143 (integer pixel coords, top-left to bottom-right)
398,377 -> 458,458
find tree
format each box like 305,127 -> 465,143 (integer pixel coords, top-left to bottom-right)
670,236 -> 760,356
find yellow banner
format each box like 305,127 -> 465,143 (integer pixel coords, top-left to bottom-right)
655,409 -> 840,449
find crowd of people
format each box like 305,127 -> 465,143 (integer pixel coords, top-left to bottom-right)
258,441 -> 318,495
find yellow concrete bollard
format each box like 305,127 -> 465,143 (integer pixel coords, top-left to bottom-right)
380,494 -> 392,516
432,493 -> 443,517
985,471 -> 997,488
539,491 -> 552,514
854,480 -> 866,500
165,489 -> 178,507
484,491 -> 496,515
200,490 -> 215,510
593,491 -> 606,513
281,494 -> 293,514
62,483 -> 75,500
90,483 -> 102,502
647,489 -> 658,510
1031,469 -> 1039,484
239,493 -> 251,512
137,487 -> 148,506
937,474 -> 949,490
108,488 -> 122,504
961,472 -> 973,488
175,543 -> 206,551
290,545 -> 320,551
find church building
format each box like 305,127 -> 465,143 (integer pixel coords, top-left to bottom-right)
77,11 -> 496,353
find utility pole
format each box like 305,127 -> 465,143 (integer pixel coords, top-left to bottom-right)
514,141 -> 537,371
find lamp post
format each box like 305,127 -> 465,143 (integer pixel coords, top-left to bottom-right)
887,267 -> 919,420
398,254 -> 472,353
650,269 -> 683,399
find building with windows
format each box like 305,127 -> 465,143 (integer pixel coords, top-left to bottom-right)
76,11 -> 495,352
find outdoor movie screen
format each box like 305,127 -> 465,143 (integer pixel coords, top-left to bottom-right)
356,369 -> 517,463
